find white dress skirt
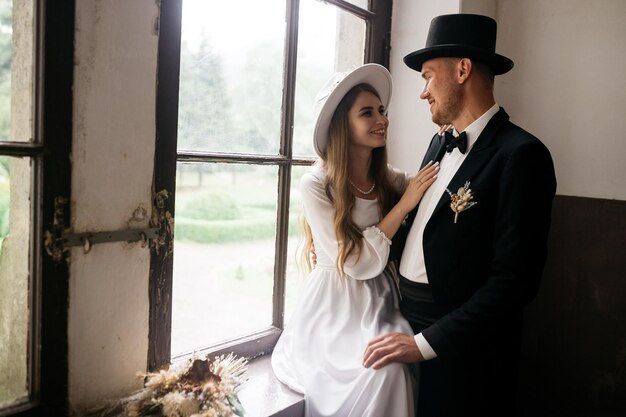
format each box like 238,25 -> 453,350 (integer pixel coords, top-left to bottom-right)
272,166 -> 416,417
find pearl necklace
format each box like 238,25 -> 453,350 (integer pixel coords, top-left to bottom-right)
347,178 -> 376,195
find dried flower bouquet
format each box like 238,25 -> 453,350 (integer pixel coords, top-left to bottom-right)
90,353 -> 248,417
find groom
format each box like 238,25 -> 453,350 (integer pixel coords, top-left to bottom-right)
363,14 -> 556,416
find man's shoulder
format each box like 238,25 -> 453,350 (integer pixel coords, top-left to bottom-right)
499,119 -> 539,142
495,120 -> 551,155
492,120 -> 555,184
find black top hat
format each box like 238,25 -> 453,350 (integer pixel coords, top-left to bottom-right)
404,14 -> 513,75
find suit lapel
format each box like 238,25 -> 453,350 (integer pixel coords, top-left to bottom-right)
420,132 -> 445,169
430,108 -> 510,217
404,133 -> 445,230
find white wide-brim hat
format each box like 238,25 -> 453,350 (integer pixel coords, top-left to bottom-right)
313,63 -> 392,157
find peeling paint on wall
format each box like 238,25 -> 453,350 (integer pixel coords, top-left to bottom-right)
128,206 -> 148,225
150,189 -> 173,257
43,195 -> 70,263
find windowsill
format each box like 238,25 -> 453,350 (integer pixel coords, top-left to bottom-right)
238,355 -> 304,417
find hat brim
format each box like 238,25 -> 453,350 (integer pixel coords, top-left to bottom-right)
314,63 -> 392,157
404,45 -> 514,75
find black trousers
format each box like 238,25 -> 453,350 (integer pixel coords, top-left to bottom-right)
399,275 -> 518,417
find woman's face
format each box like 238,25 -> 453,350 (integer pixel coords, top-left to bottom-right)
347,90 -> 388,152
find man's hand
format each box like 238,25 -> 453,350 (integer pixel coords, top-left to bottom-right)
363,332 -> 424,369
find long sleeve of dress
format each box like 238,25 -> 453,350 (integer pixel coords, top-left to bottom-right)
301,168 -> 393,280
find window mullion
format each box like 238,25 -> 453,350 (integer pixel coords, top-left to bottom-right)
149,0 -> 183,371
365,0 -> 392,66
38,0 -> 75,414
320,0 -> 375,19
177,151 -> 292,165
272,0 -> 300,330
0,142 -> 43,157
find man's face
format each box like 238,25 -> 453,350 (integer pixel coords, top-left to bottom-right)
419,58 -> 462,126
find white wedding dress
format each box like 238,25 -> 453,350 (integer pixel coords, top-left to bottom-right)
272,166 -> 416,417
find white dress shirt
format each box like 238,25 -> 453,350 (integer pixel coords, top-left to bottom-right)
401,103 -> 500,359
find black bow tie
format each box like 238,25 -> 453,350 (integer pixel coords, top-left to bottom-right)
444,131 -> 468,154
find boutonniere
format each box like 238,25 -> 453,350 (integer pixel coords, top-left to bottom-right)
446,181 -> 477,224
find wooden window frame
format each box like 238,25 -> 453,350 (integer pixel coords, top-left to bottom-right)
1,0 -> 74,416
149,0 -> 393,371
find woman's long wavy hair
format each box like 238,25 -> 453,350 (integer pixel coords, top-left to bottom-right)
302,83 -> 401,277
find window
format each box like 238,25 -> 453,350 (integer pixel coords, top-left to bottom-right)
0,0 -> 72,415
150,0 -> 392,369
0,0 -> 39,410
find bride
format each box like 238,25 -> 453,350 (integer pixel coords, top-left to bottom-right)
271,64 -> 439,417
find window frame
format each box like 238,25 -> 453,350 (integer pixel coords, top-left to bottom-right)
149,0 -> 393,370
1,0 -> 73,416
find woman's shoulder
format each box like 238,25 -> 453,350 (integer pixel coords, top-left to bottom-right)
300,165 -> 327,186
385,164 -> 410,191
300,165 -> 329,196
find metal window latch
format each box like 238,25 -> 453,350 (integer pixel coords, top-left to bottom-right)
44,196 -> 162,259
61,227 -> 160,254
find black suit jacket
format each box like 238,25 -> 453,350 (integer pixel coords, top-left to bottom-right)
400,108 -> 556,401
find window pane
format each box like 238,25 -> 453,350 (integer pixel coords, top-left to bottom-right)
285,166 -> 310,323
293,0 -> 366,157
0,0 -> 34,143
177,0 -> 286,154
171,163 -> 279,356
0,156 -> 32,407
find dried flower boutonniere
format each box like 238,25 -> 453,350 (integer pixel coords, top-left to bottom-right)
446,181 -> 477,224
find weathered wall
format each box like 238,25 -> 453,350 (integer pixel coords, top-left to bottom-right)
68,0 -> 159,411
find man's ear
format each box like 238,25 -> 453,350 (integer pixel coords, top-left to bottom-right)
457,58 -> 472,85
